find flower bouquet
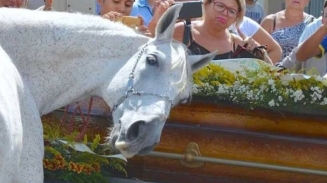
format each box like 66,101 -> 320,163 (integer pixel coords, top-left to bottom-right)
193,58 -> 327,115
42,116 -> 126,183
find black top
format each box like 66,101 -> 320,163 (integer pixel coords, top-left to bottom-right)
188,41 -> 234,60
182,21 -> 235,60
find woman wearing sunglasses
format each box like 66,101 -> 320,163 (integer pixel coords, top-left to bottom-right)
149,0 -> 273,64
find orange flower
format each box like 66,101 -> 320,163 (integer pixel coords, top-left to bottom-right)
92,163 -> 101,172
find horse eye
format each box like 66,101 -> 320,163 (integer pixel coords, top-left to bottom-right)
146,55 -> 158,66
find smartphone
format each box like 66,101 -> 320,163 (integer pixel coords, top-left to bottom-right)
174,1 -> 203,20
118,16 -> 142,27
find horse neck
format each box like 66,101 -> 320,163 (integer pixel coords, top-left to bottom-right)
0,9 -> 150,115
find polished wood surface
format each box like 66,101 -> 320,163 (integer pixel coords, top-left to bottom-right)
168,100 -> 327,138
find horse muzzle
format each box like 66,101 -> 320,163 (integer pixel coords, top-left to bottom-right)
111,115 -> 166,158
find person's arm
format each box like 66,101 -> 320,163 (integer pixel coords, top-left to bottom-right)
260,14 -> 275,34
296,24 -> 327,62
252,26 -> 282,64
234,32 -> 273,65
237,18 -> 279,64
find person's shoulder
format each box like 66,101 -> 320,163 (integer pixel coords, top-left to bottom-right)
260,13 -> 275,26
174,21 -> 186,31
306,16 -> 322,29
173,21 -> 189,42
260,13 -> 277,32
303,13 -> 316,23
262,14 -> 276,21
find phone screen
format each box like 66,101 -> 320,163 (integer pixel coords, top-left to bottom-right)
175,1 -> 203,20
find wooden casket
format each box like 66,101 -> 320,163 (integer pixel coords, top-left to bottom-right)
51,96 -> 327,183
125,99 -> 327,183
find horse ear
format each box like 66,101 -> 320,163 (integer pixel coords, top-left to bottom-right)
189,51 -> 218,73
155,4 -> 183,40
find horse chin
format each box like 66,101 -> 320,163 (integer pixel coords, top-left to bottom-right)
110,125 -> 158,158
114,141 -> 136,158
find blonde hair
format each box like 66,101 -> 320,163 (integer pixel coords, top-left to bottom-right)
234,0 -> 246,28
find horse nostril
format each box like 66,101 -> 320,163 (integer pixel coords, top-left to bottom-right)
127,120 -> 145,141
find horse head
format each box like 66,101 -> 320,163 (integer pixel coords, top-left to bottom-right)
104,4 -> 217,158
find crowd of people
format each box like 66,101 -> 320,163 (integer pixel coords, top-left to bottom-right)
1,0 -> 327,76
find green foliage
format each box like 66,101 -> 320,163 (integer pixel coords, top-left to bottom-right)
42,120 -> 126,183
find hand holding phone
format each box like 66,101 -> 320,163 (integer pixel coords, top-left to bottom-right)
117,16 -> 142,27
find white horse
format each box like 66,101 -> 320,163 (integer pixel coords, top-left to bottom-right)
0,5 -> 216,183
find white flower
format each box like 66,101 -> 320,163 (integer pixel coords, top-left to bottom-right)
278,96 -> 283,102
320,98 -> 327,105
311,91 -> 322,102
192,84 -> 199,94
291,90 -> 305,102
268,79 -> 274,85
268,99 -> 275,107
259,85 -> 267,92
246,90 -> 254,99
216,84 -> 230,94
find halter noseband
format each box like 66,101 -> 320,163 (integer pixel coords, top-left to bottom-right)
111,44 -> 173,113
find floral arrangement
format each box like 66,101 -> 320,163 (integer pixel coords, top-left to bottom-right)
192,60 -> 327,115
42,116 -> 126,183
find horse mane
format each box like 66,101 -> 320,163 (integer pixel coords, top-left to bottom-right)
170,41 -> 192,97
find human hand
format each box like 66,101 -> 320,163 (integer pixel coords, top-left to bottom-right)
237,28 -> 260,51
136,15 -> 151,35
243,37 -> 261,52
102,12 -> 123,21
152,0 -> 175,21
